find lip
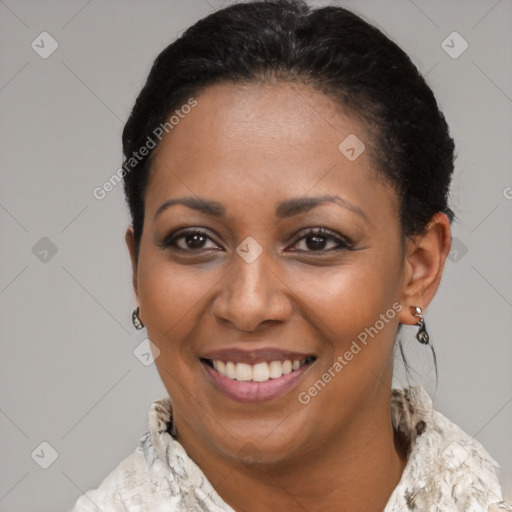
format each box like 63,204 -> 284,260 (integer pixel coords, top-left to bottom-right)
200,347 -> 315,365
201,357 -> 316,403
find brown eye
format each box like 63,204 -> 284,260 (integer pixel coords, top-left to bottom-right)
160,229 -> 221,252
288,228 -> 351,252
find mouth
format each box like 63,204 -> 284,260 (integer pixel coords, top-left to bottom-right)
199,352 -> 317,403
200,356 -> 316,382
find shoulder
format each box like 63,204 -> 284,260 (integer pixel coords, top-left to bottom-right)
69,400 -> 233,512
387,386 -> 512,512
69,447 -> 154,511
69,439 -> 187,511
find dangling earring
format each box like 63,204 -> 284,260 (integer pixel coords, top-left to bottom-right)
410,306 -> 429,344
132,307 -> 144,330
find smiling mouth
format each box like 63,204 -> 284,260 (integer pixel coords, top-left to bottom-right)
200,356 -> 316,383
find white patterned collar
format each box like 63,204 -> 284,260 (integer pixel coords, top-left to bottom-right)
139,386 -> 511,511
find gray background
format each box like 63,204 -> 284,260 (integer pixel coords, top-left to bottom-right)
0,0 -> 511,510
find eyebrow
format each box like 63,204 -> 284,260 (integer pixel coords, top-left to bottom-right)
153,194 -> 368,222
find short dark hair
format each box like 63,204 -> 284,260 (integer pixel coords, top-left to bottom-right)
122,0 -> 456,259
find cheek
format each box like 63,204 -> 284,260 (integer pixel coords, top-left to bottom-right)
287,253 -> 402,339
137,257 -> 225,353
292,261 -> 402,417
137,261 -> 206,400
137,260 -> 193,343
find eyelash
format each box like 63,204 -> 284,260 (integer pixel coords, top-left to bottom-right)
159,227 -> 352,254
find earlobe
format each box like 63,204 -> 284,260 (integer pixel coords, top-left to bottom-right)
125,226 -> 139,299
398,212 -> 452,325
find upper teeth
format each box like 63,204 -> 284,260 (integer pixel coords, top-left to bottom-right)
212,359 -> 305,382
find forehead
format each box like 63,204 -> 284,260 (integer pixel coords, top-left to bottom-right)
145,81 -> 397,223
152,81 -> 367,164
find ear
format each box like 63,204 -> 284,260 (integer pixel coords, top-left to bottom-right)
398,212 -> 452,325
125,226 -> 139,301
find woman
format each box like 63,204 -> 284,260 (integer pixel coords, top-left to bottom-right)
71,0 -> 510,510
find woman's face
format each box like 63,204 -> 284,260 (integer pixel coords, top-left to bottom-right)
128,81 -> 413,465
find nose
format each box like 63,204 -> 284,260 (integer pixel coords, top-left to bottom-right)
211,247 -> 293,332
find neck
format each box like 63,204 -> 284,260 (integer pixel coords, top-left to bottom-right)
176,390 -> 408,512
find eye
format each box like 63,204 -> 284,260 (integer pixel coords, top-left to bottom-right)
160,229 -> 221,252
287,228 -> 351,252
159,227 -> 352,254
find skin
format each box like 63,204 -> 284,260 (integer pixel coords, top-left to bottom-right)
126,81 -> 452,512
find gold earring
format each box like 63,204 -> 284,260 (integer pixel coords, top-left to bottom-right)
410,306 -> 429,344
